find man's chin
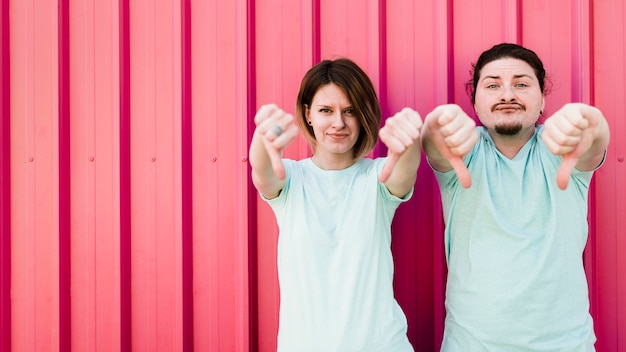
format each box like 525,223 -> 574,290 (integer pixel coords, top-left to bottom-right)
494,124 -> 523,136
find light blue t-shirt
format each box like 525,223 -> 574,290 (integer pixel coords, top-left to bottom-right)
264,157 -> 414,352
434,126 -> 597,352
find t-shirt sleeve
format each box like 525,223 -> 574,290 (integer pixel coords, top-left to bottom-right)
259,159 -> 295,209
375,157 -> 414,203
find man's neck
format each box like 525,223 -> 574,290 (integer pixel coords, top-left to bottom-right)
488,128 -> 535,159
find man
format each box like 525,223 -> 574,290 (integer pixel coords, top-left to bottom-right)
421,43 -> 610,351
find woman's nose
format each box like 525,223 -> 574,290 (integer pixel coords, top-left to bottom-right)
331,112 -> 345,128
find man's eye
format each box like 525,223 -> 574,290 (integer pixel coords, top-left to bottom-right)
487,83 -> 499,89
515,83 -> 528,88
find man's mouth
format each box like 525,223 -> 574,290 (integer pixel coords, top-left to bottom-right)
493,103 -> 525,112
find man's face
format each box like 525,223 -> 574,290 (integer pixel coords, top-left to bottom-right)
474,58 -> 545,137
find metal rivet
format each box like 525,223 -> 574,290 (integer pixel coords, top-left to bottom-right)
618,156 -> 624,163
241,156 -> 248,162
151,157 -> 156,162
211,156 -> 217,162
89,156 -> 95,162
28,157 -> 34,162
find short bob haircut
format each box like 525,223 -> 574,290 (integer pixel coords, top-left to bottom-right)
466,43 -> 550,105
296,58 -> 381,160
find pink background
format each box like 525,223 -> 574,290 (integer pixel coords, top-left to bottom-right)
1,0 -> 624,351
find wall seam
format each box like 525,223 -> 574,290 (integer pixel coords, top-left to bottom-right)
0,0 -> 11,349
119,0 -> 132,349
181,0 -> 194,350
58,0 -> 72,349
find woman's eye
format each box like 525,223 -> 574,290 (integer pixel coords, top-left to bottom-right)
344,109 -> 355,116
319,108 -> 331,113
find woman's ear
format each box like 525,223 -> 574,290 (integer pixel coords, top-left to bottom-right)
304,104 -> 312,125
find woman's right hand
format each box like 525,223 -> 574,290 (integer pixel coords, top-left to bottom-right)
253,104 -> 299,179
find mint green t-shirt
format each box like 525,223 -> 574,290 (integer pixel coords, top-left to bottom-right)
435,126 -> 597,352
265,157 -> 414,352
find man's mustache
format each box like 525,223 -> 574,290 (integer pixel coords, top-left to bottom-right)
491,102 -> 526,112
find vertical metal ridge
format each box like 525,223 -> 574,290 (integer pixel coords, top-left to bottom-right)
579,0 -> 598,332
445,0 -> 454,103
246,0 -> 259,350
181,0 -> 194,350
501,0 -> 522,43
0,0 -> 11,349
119,0 -> 132,350
311,0 -> 321,64
58,0 -> 72,349
433,2 -> 453,349
434,0 -> 454,104
571,0 -> 590,103
515,0 -> 523,43
378,0 -> 387,98
375,0 -> 387,158
586,0 -> 595,104
235,0 -> 250,349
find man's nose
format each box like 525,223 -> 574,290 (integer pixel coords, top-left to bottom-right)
500,85 -> 516,101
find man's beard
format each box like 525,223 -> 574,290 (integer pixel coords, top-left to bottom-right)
490,103 -> 526,136
494,123 -> 523,136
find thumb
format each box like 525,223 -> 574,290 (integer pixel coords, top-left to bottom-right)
429,123 -> 473,189
265,142 -> 286,179
556,154 -> 579,190
449,156 -> 472,188
379,153 -> 400,183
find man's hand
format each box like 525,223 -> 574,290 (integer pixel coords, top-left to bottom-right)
422,104 -> 478,188
541,103 -> 603,190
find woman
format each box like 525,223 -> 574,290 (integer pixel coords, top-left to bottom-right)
250,58 -> 421,351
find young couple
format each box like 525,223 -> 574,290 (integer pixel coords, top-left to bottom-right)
249,43 -> 610,352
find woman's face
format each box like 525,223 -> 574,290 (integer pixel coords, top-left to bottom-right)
306,83 -> 361,164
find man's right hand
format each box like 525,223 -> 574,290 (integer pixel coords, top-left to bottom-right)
422,104 -> 478,189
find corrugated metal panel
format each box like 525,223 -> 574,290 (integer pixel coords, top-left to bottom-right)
69,0 -> 121,349
9,0 -> 61,351
0,0 -> 624,351
194,0 -> 250,350
591,1 -> 626,351
1,0 -> 11,350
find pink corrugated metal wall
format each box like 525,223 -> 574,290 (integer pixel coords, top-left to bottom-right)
0,0 -> 624,351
